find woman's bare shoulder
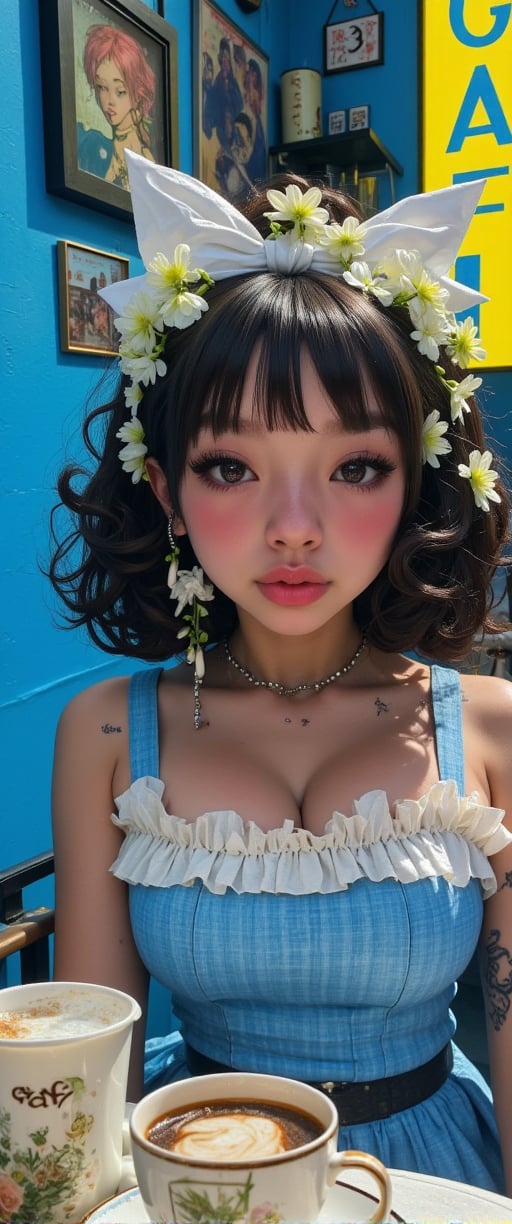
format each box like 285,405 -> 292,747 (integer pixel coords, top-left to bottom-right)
56,674 -> 131,735
54,675 -> 134,797
459,671 -> 512,724
459,672 -> 512,815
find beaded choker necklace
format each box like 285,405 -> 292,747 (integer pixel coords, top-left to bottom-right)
223,634 -> 367,697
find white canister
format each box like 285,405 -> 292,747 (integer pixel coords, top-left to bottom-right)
281,68 -> 322,143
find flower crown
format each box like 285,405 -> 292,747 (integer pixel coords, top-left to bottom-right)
102,153 -> 500,515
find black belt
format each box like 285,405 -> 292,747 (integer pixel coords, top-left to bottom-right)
185,1042 -> 453,1126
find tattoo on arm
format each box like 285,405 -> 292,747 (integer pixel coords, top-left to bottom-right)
101,723 -> 122,734
484,928 -> 512,1031
375,698 -> 390,716
497,870 -> 512,892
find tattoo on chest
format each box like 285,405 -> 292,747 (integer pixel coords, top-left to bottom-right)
374,698 -> 390,716
101,723 -> 122,734
497,870 -> 512,893
283,717 -> 310,726
484,928 -> 512,1031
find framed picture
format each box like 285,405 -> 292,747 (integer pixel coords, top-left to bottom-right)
328,109 -> 347,136
39,0 -> 179,219
348,105 -> 370,131
57,240 -> 129,355
193,0 -> 269,202
324,12 -> 384,75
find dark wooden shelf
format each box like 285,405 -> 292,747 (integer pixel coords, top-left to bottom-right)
269,129 -> 403,177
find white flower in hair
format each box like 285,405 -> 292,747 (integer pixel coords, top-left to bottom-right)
148,245 -> 203,288
448,374 -> 482,423
422,410 -> 452,468
445,317 -> 486,368
119,348 -> 167,386
320,216 -> 368,266
458,449 -> 501,512
115,291 -> 161,354
343,261 -> 394,305
116,418 -> 148,483
409,310 -> 450,362
380,250 -> 450,316
148,245 -> 211,330
265,184 -> 329,240
124,381 -> 144,414
171,567 -> 214,618
158,289 -> 209,331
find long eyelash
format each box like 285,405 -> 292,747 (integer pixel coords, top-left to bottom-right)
189,451 -> 247,491
188,451 -> 234,475
336,452 -> 397,491
348,451 -> 397,475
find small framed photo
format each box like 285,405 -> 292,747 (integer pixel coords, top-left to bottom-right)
328,109 -> 347,136
324,13 -> 384,75
39,0 -> 178,219
349,105 -> 370,131
193,0 -> 269,202
57,241 -> 129,355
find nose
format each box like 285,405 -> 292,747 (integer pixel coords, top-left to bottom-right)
265,478 -> 322,552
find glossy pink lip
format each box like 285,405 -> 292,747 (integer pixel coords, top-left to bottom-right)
257,568 -> 328,606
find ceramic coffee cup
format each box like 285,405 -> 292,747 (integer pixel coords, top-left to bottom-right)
0,980 -> 141,1224
130,1071 -> 392,1224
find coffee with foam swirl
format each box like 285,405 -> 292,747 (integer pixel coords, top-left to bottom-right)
147,1101 -> 322,1162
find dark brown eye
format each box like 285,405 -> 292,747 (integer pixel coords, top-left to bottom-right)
218,459 -> 246,483
338,459 -> 368,484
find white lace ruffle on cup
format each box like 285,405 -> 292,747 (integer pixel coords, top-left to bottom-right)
110,778 -> 510,897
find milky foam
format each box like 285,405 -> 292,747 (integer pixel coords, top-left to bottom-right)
170,1112 -> 288,1160
0,992 -> 123,1041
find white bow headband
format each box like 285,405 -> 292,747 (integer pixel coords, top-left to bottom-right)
102,150 -> 486,317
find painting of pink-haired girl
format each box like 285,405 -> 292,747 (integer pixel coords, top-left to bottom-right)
78,23 -> 156,190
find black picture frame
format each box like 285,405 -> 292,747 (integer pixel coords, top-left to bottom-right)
324,12 -> 384,75
193,0 -> 269,202
39,0 -> 179,220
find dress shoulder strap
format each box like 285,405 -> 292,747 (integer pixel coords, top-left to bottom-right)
430,664 -> 465,792
127,667 -> 162,782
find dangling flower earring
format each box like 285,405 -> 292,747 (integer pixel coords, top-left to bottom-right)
165,513 -> 215,730
166,513 -> 181,588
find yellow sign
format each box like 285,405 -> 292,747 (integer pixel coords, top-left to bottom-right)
421,0 -> 512,369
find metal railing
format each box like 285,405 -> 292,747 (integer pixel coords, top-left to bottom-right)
0,851 -> 55,985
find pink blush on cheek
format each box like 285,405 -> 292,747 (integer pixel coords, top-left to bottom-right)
184,501 -> 249,554
336,495 -> 402,551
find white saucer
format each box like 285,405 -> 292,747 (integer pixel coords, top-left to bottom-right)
81,1180 -> 404,1222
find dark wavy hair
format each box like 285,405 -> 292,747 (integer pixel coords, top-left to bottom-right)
48,174 -> 510,663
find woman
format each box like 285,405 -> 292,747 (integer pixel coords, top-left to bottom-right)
49,153 -> 512,1193
78,24 -> 155,189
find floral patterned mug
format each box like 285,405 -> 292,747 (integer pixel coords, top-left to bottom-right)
0,981 -> 140,1224
130,1071 -> 392,1224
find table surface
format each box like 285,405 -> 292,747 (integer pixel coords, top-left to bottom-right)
347,1166 -> 512,1222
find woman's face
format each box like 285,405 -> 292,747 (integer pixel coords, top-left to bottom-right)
176,351 -> 406,639
94,56 -> 134,129
234,122 -> 252,165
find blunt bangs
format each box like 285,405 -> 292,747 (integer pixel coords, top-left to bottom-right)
151,271 -> 425,512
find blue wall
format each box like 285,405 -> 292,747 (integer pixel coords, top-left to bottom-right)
0,0 -> 509,986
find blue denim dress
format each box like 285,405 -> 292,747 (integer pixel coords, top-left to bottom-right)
111,666 -> 509,1191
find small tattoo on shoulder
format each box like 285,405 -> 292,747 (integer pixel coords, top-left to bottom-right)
375,698 -> 390,716
101,723 -> 122,734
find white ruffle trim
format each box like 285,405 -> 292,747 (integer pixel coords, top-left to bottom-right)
110,778 -> 511,897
